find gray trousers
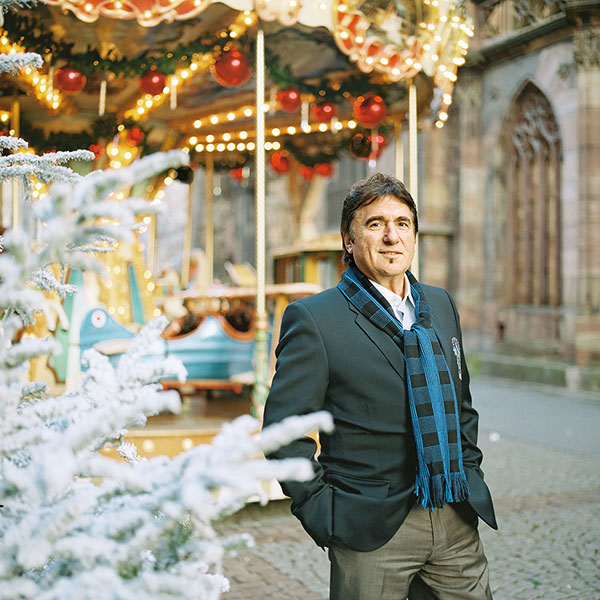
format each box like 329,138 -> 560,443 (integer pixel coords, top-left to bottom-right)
328,503 -> 492,600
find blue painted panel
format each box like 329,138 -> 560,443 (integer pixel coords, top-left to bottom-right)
80,308 -> 135,357
79,310 -> 258,381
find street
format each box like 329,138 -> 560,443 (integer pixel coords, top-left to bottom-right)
219,376 -> 600,599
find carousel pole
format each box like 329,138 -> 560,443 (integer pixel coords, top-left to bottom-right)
252,26 -> 269,419
11,97 -> 20,230
394,120 -> 404,182
180,173 -> 195,288
408,80 -> 419,280
204,154 -> 214,288
147,214 -> 157,276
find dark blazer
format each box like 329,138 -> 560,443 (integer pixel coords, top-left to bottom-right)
263,282 -> 497,552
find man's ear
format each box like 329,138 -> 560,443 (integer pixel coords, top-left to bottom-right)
342,232 -> 353,252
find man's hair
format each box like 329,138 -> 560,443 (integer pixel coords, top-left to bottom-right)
340,172 -> 419,265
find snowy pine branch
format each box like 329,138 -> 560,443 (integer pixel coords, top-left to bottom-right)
69,151 -> 187,214
0,51 -> 42,74
2,336 -> 60,369
0,136 -> 28,152
20,381 -> 49,403
0,160 -> 84,185
259,411 -> 334,455
29,268 -> 77,298
0,0 -> 36,8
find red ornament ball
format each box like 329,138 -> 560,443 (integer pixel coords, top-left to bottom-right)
277,87 -> 301,112
270,150 -> 290,174
368,133 -> 386,159
139,69 -> 166,96
54,66 -> 86,95
211,49 -> 252,88
349,132 -> 372,159
314,163 -> 333,177
299,165 -> 315,180
353,94 -> 388,129
126,126 -> 145,146
312,100 -> 337,123
229,167 -> 245,182
88,144 -> 104,159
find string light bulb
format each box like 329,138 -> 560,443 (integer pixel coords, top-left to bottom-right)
0,30 -> 64,112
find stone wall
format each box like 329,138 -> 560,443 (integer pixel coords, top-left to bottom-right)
420,3 -> 600,386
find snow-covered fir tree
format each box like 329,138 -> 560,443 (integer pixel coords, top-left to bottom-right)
0,4 -> 333,598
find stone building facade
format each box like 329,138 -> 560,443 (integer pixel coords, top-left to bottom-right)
418,0 -> 600,390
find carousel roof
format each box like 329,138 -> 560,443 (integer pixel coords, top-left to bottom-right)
0,1 -> 472,169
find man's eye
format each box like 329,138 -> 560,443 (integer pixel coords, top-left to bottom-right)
369,222 -> 382,229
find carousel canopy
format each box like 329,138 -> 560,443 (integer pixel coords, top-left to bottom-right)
0,1 -> 472,170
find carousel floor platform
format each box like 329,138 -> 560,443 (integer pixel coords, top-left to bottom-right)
101,389 -> 253,460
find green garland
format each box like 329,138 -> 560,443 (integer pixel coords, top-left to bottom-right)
189,153 -> 252,172
266,51 -> 390,106
2,12 -> 251,77
281,122 -> 392,166
282,134 -> 350,167
4,11 -> 386,103
19,115 -> 154,155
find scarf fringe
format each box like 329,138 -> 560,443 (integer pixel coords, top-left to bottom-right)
416,471 -> 471,509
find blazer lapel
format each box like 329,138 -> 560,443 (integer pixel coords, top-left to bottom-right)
347,302 -> 407,382
431,305 -> 461,388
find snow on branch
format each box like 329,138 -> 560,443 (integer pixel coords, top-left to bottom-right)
1,336 -> 60,369
29,268 -> 78,298
259,411 -> 334,455
0,0 -> 36,8
0,152 -> 93,187
0,136 -> 28,152
69,150 -> 187,214
0,51 -> 42,74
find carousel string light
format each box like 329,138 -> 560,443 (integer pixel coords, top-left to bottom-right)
186,94 -> 291,132
0,30 -> 65,112
182,118 -> 359,153
124,52 -> 214,120
30,178 -> 49,200
46,0 -> 227,28
333,0 -> 473,129
182,87 -> 351,137
124,11 -> 257,121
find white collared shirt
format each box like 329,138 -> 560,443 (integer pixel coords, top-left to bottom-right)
370,275 -> 416,330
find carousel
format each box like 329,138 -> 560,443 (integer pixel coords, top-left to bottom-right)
0,0 -> 473,457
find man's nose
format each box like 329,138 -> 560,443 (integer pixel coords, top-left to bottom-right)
383,224 -> 400,243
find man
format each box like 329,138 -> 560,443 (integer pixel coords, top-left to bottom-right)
263,173 -> 497,599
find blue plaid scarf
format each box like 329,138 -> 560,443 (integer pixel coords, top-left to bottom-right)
337,266 -> 470,509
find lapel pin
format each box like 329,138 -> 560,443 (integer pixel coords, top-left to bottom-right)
452,337 -> 462,380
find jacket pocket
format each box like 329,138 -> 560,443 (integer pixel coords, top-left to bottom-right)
326,471 -> 390,499
291,483 -> 334,548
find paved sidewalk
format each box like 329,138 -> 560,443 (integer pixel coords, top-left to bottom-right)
218,377 -> 600,599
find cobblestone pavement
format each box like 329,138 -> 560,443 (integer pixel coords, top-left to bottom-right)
218,377 -> 600,599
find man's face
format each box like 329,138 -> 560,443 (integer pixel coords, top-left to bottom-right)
343,194 -> 416,293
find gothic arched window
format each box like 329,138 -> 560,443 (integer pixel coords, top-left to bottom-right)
504,83 -> 562,306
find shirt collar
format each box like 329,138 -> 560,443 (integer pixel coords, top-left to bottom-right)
370,275 -> 415,311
